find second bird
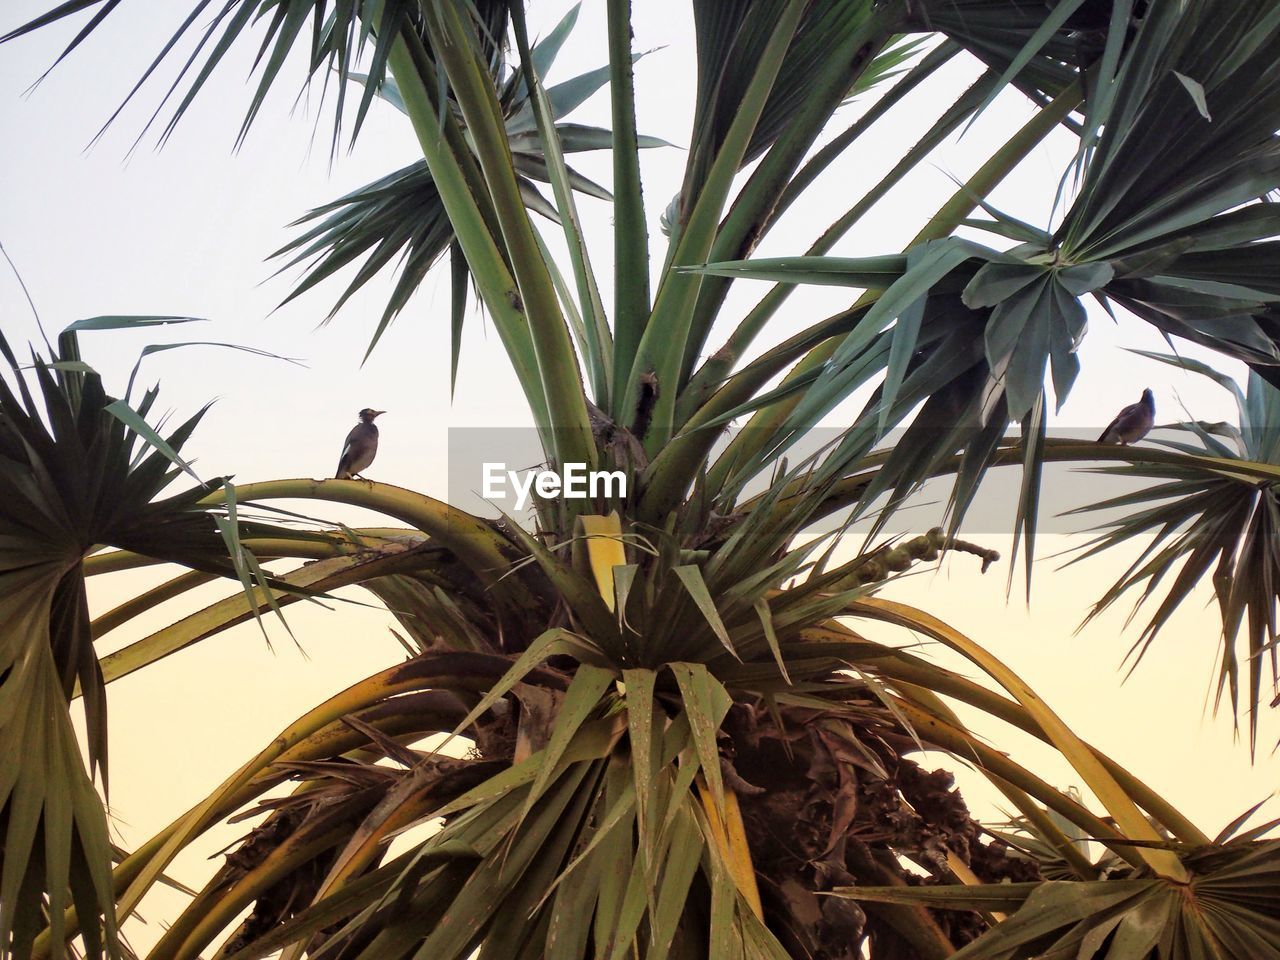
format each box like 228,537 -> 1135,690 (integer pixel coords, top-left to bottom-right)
336,408 -> 385,480
1098,389 -> 1154,445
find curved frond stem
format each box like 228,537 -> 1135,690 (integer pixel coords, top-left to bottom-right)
863,641 -> 1209,845
90,569 -> 216,640
856,597 -> 1189,880
890,699 -> 1128,855
198,479 -> 518,587
769,437 -> 1280,526
154,821 -> 352,960
385,34 -> 555,442
510,3 -> 613,407
413,4 -> 597,470
83,529 -> 418,576
31,654 -> 535,958
86,538 -> 439,691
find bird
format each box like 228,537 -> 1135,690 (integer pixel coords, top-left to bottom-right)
335,408 -> 384,480
1098,388 -> 1154,445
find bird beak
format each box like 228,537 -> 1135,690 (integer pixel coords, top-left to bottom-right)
373,410 -> 386,418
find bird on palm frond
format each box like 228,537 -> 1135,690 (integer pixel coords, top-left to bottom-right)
336,408 -> 384,480
1098,389 -> 1154,445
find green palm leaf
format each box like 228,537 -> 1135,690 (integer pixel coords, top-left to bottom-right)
0,323 -> 295,959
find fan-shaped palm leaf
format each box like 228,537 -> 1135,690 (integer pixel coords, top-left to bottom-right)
272,5 -> 669,368
833,836 -> 1280,960
1069,350 -> 1280,750
0,320 -> 331,960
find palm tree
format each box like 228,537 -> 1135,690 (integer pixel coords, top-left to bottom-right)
3,1 -> 1280,957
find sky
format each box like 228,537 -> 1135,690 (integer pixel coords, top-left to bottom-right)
2,1 -> 1277,950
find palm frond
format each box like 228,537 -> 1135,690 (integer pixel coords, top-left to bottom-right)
275,11 -> 664,373
834,837 -> 1280,960
683,2 -> 1280,580
1070,351 -> 1280,750
0,324 -> 237,959
0,1 -> 443,149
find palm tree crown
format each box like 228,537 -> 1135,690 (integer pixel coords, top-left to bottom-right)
2,1 -> 1280,958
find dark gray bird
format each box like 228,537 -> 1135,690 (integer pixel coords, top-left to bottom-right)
1098,389 -> 1154,445
335,408 -> 384,479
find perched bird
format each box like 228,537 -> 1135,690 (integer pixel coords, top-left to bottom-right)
1098,389 -> 1154,445
335,408 -> 385,480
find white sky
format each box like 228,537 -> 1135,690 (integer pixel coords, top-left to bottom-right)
2,1 -> 1277,950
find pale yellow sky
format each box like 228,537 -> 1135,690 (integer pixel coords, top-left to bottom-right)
2,0 -> 1277,951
